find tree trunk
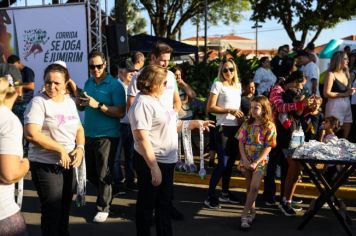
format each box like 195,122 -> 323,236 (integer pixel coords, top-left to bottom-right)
309,27 -> 323,44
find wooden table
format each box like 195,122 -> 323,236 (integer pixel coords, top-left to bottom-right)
294,157 -> 356,236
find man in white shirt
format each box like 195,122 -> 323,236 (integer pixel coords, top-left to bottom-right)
298,50 -> 320,96
114,59 -> 137,190
127,42 -> 181,112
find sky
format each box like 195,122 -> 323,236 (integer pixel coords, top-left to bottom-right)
18,0 -> 356,49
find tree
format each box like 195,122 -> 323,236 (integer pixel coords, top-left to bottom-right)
250,0 -> 356,45
112,0 -> 147,35
135,0 -> 250,39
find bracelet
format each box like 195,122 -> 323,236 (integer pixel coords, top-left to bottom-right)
76,144 -> 85,152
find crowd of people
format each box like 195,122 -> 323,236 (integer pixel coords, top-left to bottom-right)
0,40 -> 355,236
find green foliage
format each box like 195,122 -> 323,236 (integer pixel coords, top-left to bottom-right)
136,0 -> 250,39
191,0 -> 249,27
126,2 -> 147,35
176,53 -> 259,99
250,0 -> 356,44
172,53 -> 258,118
111,0 -> 147,35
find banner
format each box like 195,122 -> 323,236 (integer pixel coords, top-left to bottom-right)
1,4 -> 88,93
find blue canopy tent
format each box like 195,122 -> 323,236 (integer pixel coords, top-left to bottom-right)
129,33 -> 198,59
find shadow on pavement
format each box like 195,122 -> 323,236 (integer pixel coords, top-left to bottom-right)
22,178 -> 356,236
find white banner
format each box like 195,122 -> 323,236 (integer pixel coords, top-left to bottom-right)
2,4 -> 88,93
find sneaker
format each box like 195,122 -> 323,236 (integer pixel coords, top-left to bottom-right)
291,203 -> 303,212
219,192 -> 241,204
279,202 -> 296,216
204,197 -> 220,209
240,217 -> 250,231
292,197 -> 303,204
247,211 -> 256,224
93,212 -> 109,223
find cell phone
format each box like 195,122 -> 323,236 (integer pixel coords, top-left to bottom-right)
78,90 -> 89,106
77,89 -> 86,98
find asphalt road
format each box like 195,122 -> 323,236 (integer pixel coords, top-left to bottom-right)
21,177 -> 356,236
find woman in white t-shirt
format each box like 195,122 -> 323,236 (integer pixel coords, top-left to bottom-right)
24,64 -> 85,236
0,76 -> 29,236
204,59 -> 244,209
128,65 -> 213,236
253,56 -> 277,96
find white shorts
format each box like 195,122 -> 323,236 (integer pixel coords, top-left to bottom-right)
325,97 -> 353,125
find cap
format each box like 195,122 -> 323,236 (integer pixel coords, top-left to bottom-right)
53,60 -> 67,68
119,59 -> 136,72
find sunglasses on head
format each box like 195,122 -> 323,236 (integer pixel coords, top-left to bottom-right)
89,64 -> 104,70
222,67 -> 234,73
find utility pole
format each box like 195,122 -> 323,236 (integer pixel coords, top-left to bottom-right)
251,21 -> 262,57
178,7 -> 183,41
204,0 -> 208,64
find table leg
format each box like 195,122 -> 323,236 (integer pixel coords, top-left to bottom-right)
298,162 -> 325,230
299,162 -> 355,236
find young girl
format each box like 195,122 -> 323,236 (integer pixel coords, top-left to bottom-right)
301,95 -> 323,142
237,95 -> 277,230
320,116 -> 341,183
278,88 -> 305,216
319,116 -> 340,144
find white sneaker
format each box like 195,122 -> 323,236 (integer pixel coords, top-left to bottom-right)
93,212 -> 109,223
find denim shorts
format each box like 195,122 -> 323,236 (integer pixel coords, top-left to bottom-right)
283,135 -> 304,157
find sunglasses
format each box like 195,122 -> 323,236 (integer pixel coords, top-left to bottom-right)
222,67 -> 234,73
89,64 -> 104,70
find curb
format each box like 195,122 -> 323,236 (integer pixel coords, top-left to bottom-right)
174,172 -> 356,200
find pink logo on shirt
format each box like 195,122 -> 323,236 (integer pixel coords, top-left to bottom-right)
55,114 -> 77,127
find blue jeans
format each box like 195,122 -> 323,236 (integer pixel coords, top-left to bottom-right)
113,124 -> 135,185
208,125 -> 239,197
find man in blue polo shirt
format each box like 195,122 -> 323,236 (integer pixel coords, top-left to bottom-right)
79,51 -> 126,223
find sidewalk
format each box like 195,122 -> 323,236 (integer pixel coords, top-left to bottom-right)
174,171 -> 356,200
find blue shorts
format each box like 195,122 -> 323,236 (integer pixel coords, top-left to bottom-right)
283,135 -> 304,157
